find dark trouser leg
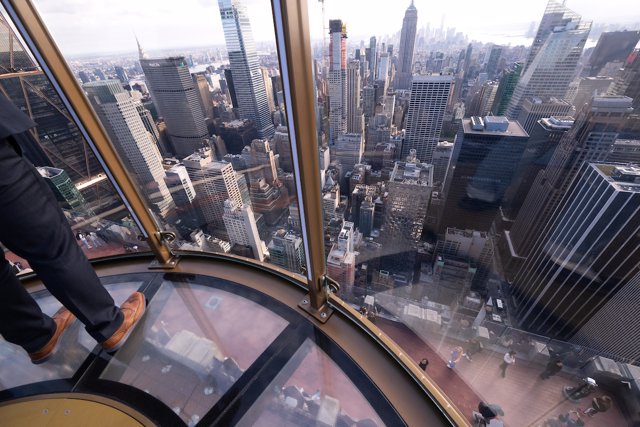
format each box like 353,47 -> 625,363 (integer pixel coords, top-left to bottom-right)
0,139 -> 123,349
499,362 -> 507,377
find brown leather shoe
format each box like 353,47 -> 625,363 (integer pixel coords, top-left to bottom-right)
29,306 -> 76,364
101,292 -> 146,352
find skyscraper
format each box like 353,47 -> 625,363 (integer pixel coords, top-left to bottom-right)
218,0 -> 275,139
583,30 -> 640,77
506,3 -> 590,119
513,163 -> 640,340
395,1 -> 418,90
485,45 -> 503,79
491,62 -> 522,116
402,75 -> 453,163
440,116 -> 529,232
328,19 -> 348,144
509,96 -> 636,260
347,60 -> 364,134
268,229 -> 305,273
84,80 -> 175,219
369,36 -> 377,81
139,54 -> 209,159
37,167 -> 92,215
516,97 -> 573,134
223,199 -> 266,261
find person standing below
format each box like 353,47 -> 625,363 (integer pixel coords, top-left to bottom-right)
448,346 -> 463,369
540,359 -> 563,380
499,350 -> 516,378
0,93 -> 146,364
419,358 -> 429,371
463,337 -> 482,361
581,395 -> 612,417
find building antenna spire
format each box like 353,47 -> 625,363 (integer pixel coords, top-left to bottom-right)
135,34 -> 147,60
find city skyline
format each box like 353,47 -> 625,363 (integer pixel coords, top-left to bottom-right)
18,0 -> 639,56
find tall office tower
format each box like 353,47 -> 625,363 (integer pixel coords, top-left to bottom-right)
432,141 -> 454,187
359,196 -> 375,237
468,81 -> 499,117
193,73 -> 215,121
583,30 -> 640,77
327,221 -> 357,288
509,96 -> 636,261
84,80 -> 175,219
260,68 -> 276,113
369,37 -> 378,80
513,163 -> 640,340
516,97 -> 574,134
395,1 -> 418,90
223,68 -> 239,108
273,126 -> 293,173
114,66 -> 128,84
609,51 -> 640,111
78,71 -> 91,84
491,62 -> 522,116
362,86 -> 376,118
218,0 -> 275,139
607,139 -> 640,164
218,119 -> 258,154
381,153 -> 434,274
462,43 -> 473,79
569,269 -> 640,363
506,3 -> 590,119
485,45 -> 503,79
523,0 -> 582,75
268,229 -> 305,273
183,149 -> 250,230
333,133 -> 364,182
328,20 -> 348,144
376,53 -> 390,96
0,13 -> 105,187
139,55 -> 209,158
347,60 -> 364,134
37,167 -> 92,215
570,77 -> 614,111
502,116 -> 574,220
223,199 -> 266,261
402,75 -> 453,163
440,116 -> 529,232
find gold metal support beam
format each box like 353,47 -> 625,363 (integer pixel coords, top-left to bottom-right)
3,0 -> 176,268
271,0 -> 332,322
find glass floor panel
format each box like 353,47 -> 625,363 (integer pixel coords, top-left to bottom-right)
0,280 -> 142,393
99,280 -> 289,424
238,338 -> 385,427
0,272 -> 405,426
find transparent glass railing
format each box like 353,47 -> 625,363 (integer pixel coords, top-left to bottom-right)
1,6 -> 147,273
29,0 -> 306,279
309,0 -> 640,425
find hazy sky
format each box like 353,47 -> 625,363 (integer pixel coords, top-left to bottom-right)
24,0 -> 640,56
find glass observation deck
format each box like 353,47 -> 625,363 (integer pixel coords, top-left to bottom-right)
1,0 -> 640,426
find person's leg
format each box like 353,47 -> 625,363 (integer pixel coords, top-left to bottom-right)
0,140 -> 123,346
0,251 -> 55,352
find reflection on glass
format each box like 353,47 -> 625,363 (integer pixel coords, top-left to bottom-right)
238,338 -> 385,427
0,9 -> 146,265
0,281 -> 141,392
30,0 -> 306,277
310,0 -> 640,424
100,280 -> 288,423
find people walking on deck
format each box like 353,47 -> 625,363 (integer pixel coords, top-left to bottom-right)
499,350 -> 516,378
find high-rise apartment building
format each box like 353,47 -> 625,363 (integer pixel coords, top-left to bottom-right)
139,55 -> 209,158
328,20 -> 348,144
402,75 -> 453,163
394,1 -> 418,90
218,0 -> 275,139
513,163 -> 640,340
347,60 -> 364,134
84,80 -> 175,219
440,116 -> 529,232
506,3 -> 590,119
